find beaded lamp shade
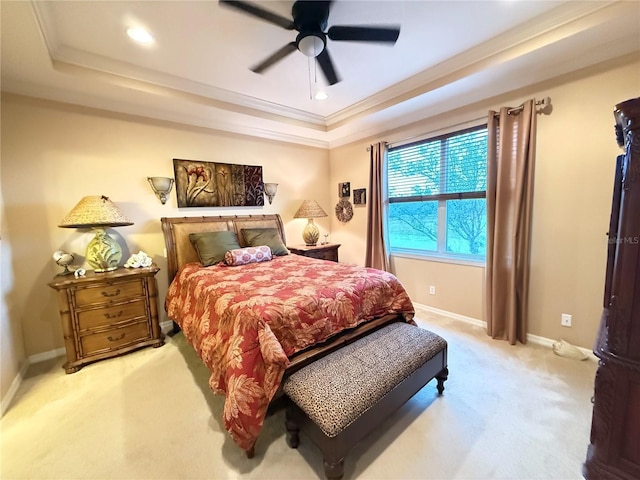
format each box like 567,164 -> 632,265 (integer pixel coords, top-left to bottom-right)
59,196 -> 133,272
293,200 -> 327,246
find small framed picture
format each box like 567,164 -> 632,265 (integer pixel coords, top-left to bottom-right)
353,188 -> 366,205
339,182 -> 350,198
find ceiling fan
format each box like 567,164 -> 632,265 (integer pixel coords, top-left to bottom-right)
219,0 -> 400,85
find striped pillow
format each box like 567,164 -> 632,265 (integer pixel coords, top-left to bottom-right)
224,245 -> 272,266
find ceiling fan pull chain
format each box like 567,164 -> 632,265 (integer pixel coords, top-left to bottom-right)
314,42 -> 318,84
308,57 -> 313,100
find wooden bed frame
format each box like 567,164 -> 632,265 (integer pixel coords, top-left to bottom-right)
160,214 -> 408,375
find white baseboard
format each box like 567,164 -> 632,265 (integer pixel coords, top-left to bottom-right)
160,320 -> 174,334
1,361 -> 28,417
23,323 -> 174,367
28,347 -> 65,364
526,333 -> 596,361
2,323 -> 177,417
2,348 -> 65,417
414,302 -> 597,361
414,303 -> 486,329
24,322 -> 176,363
1,304 -> 596,416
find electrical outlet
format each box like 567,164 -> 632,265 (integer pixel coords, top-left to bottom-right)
429,286 -> 436,295
561,313 -> 572,327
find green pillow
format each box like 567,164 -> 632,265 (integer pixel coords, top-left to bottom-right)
241,228 -> 289,256
189,231 -> 241,266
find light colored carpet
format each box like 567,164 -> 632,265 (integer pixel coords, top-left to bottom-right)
1,307 -> 597,480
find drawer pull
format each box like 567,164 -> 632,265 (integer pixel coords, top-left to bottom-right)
104,310 -> 124,319
107,333 -> 126,342
102,289 -> 121,298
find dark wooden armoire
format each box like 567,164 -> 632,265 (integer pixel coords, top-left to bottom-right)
584,97 -> 640,480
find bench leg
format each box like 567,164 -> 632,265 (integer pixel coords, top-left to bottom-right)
245,443 -> 255,459
323,457 -> 345,480
285,408 -> 300,449
436,367 -> 449,395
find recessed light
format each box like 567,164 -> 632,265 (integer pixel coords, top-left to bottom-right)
127,27 -> 154,44
314,91 -> 328,101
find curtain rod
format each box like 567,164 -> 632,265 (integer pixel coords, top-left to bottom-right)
380,117 -> 487,151
376,96 -> 552,151
496,96 -> 552,117
366,142 -> 389,152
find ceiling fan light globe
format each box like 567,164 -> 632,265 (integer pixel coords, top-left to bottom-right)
297,34 -> 324,57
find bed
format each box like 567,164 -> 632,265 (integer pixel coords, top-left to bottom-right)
161,214 -> 415,455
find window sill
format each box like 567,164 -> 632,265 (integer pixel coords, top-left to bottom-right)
390,250 -> 485,268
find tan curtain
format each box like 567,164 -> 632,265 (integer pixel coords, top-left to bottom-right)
365,142 -> 389,271
486,100 -> 537,345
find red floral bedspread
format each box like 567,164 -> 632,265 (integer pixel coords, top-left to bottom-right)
165,254 -> 414,451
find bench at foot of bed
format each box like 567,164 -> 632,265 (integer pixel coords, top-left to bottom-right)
283,322 -> 448,480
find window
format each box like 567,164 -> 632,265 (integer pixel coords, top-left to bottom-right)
387,125 -> 487,261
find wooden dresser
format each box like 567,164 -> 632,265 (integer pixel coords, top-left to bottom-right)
288,244 -> 340,262
584,97 -> 640,480
49,266 -> 164,373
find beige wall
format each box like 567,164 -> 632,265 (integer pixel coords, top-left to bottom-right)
392,257 -> 485,320
0,94 -> 329,373
329,55 -> 640,349
0,157 -> 27,410
1,55 -> 638,406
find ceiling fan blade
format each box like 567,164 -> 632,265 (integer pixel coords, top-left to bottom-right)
219,0 -> 295,30
251,42 -> 298,74
316,49 -> 340,85
327,25 -> 400,43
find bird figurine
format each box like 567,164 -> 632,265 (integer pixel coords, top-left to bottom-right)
53,250 -> 75,276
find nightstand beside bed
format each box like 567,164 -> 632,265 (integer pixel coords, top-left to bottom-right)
48,266 -> 164,373
287,244 -> 340,263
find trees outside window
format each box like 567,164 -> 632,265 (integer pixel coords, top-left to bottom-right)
387,125 -> 487,260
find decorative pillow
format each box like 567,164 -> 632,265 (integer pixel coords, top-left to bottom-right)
224,246 -> 273,266
241,228 -> 289,256
189,231 -> 241,266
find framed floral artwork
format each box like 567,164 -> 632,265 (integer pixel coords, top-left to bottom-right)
173,159 -> 264,208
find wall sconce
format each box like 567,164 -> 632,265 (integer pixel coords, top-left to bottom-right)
263,182 -> 278,204
147,177 -> 174,204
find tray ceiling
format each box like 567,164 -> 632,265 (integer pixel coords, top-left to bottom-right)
2,1 -> 639,147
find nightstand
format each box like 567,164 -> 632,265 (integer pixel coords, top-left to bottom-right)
48,266 -> 164,373
288,244 -> 340,263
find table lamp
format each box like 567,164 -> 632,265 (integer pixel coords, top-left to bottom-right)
58,195 -> 133,272
293,200 -> 327,246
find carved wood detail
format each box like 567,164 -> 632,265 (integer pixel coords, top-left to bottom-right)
584,97 -> 640,480
607,295 -> 627,355
623,131 -> 640,190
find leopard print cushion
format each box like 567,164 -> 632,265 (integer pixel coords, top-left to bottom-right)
283,322 -> 447,438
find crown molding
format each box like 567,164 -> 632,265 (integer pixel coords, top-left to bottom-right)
32,0 -> 619,134
1,84 -> 330,149
31,1 -> 326,130
19,0 -> 635,151
325,0 -> 623,129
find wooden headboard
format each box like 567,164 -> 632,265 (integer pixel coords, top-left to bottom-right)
160,214 -> 286,283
